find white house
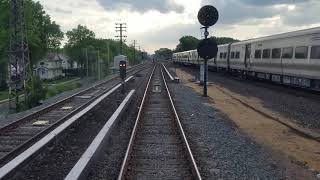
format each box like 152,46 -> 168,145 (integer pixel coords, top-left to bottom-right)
34,53 -> 64,80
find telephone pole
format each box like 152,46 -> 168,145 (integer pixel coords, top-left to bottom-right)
97,50 -> 101,80
8,0 -> 30,112
115,23 -> 127,55
137,46 -> 141,61
132,40 -> 138,64
85,49 -> 89,77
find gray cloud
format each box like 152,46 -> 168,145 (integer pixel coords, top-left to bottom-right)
54,7 -> 72,14
240,0 -> 309,6
201,0 -> 319,26
281,0 -> 320,26
96,0 -> 184,13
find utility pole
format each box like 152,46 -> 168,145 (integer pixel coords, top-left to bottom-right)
132,40 -> 138,64
115,23 -> 127,55
8,0 -> 30,112
107,41 -> 110,74
97,50 -> 101,80
137,46 -> 141,62
107,41 -> 110,63
85,48 -> 89,77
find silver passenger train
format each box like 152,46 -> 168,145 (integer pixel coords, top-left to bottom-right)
173,27 -> 320,90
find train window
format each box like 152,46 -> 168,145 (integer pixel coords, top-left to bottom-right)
220,53 -> 223,59
235,52 -> 240,59
311,46 -> 320,59
254,50 -> 262,59
272,48 -> 281,59
282,47 -> 293,59
295,46 -> 308,59
223,52 -> 227,59
262,49 -> 271,58
231,52 -> 235,59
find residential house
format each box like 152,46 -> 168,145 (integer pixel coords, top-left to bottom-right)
34,53 -> 64,80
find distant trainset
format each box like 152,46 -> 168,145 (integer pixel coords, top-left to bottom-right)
173,27 -> 320,90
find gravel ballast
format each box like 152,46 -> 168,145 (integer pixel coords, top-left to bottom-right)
8,69 -> 151,180
167,78 -> 287,179
85,69 -> 152,179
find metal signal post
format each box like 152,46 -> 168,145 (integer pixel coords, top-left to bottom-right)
197,5 -> 219,97
203,27 -> 209,97
119,60 -> 127,94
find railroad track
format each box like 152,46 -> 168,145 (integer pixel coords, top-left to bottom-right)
0,63 -> 149,168
118,64 -> 201,180
0,64 -> 152,179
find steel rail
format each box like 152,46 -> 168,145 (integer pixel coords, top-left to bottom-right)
65,90 -> 136,180
162,63 -> 174,81
161,67 -> 202,180
0,64 -> 148,166
0,63 -> 146,133
117,65 -> 156,180
0,76 -> 135,179
117,64 -> 202,180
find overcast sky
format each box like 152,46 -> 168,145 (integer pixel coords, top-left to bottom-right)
38,0 -> 320,53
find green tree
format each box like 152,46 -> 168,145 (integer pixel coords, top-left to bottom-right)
0,0 -> 64,109
65,25 -> 96,69
0,0 -> 10,89
25,0 -> 64,63
154,48 -> 173,60
26,74 -> 47,108
65,27 -> 143,77
175,36 -> 200,52
211,37 -> 239,45
46,21 -> 64,50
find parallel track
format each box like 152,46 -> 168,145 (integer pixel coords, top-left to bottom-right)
0,63 -> 148,166
118,64 -> 201,180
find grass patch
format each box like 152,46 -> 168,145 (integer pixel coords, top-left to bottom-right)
46,81 -> 82,98
44,77 -> 79,85
0,90 -> 8,101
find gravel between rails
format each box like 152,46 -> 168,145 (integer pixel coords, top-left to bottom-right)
8,69 -> 151,180
170,64 -> 320,130
85,67 -> 153,180
167,78 -> 287,179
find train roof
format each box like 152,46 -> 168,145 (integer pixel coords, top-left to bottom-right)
173,49 -> 196,55
232,26 -> 320,45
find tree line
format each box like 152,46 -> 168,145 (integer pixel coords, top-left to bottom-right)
64,25 -> 144,78
0,0 -> 143,87
154,36 -> 239,60
0,0 -> 144,109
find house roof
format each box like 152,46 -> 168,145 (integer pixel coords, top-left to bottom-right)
45,53 -> 62,62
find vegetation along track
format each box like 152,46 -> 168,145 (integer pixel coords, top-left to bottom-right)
118,64 -> 201,180
0,63 -> 149,167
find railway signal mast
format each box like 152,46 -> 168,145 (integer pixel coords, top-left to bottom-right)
197,5 -> 219,97
115,23 -> 127,55
8,0 -> 31,112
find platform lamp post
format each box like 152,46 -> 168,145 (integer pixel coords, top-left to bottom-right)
197,5 -> 219,97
